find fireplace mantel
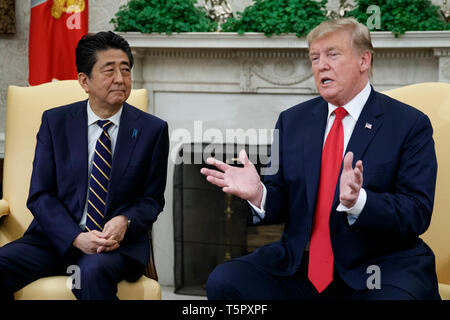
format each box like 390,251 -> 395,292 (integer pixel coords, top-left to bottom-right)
121,31 -> 450,49
116,31 -> 450,287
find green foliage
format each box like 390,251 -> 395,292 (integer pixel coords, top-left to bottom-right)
110,0 -> 217,33
111,0 -> 449,36
221,0 -> 328,37
347,0 -> 449,36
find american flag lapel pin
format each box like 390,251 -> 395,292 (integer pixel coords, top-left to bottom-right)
365,122 -> 372,130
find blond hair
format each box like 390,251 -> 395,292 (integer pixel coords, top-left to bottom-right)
307,18 -> 374,77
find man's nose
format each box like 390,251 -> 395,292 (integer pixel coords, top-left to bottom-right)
317,57 -> 330,71
113,69 -> 124,83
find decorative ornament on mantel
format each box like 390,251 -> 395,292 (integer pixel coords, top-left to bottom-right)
325,0 -> 354,19
203,0 -> 234,28
442,0 -> 450,23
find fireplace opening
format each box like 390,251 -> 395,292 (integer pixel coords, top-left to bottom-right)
173,143 -> 284,296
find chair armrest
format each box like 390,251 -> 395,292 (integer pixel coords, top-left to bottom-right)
439,283 -> 450,300
0,199 -> 9,218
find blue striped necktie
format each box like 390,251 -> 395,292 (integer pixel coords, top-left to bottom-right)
85,120 -> 113,232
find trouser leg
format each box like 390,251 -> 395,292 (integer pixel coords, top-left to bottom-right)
71,251 -> 142,300
206,259 -> 317,300
0,236 -> 63,300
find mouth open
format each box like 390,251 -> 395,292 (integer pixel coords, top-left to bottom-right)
321,78 -> 333,85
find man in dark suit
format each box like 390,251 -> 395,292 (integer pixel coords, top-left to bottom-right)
0,31 -> 169,300
201,18 -> 440,300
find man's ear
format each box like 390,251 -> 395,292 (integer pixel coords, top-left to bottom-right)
360,51 -> 372,73
78,72 -> 89,94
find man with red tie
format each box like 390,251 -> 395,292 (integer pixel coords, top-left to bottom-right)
201,18 -> 440,300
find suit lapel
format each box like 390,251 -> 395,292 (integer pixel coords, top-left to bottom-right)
332,88 -> 385,207
345,89 -> 384,165
67,100 -> 88,219
304,99 -> 328,215
106,103 -> 141,211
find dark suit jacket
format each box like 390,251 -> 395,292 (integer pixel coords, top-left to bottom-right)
25,100 -> 169,267
241,88 -> 440,299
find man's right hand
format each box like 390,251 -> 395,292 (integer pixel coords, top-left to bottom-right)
200,149 -> 263,208
72,231 -> 119,254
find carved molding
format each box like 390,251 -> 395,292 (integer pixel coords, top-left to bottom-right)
433,48 -> 450,81
144,48 -> 310,59
131,48 -> 146,59
240,60 -> 255,93
434,48 -> 450,57
440,57 -> 450,80
374,49 -> 433,59
146,49 -> 237,59
141,47 -> 436,60
247,59 -> 313,86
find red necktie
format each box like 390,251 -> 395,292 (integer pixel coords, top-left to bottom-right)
308,107 -> 347,293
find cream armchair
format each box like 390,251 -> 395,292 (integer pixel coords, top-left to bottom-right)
383,82 -> 450,300
0,80 -> 161,300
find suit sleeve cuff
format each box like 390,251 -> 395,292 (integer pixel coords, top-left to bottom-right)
336,188 -> 367,225
247,182 -> 267,223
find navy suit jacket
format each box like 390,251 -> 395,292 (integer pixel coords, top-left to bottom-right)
25,100 -> 169,267
241,88 -> 440,299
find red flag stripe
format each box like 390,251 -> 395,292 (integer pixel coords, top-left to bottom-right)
29,0 -> 88,86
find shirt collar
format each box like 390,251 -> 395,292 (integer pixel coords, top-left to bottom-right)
87,100 -> 122,127
327,82 -> 372,121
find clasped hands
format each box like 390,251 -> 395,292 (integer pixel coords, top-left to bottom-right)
200,150 -> 363,210
72,215 -> 128,254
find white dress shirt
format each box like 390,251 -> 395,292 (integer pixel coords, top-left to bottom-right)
78,101 -> 122,230
249,82 -> 372,225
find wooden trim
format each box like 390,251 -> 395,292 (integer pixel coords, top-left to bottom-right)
145,228 -> 158,281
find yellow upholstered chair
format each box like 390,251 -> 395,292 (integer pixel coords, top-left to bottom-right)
383,82 -> 450,300
0,80 -> 161,300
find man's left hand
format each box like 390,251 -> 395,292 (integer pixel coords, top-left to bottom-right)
97,215 -> 128,253
339,152 -> 363,208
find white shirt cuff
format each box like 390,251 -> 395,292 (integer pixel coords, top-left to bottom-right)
336,188 -> 367,225
248,182 -> 267,223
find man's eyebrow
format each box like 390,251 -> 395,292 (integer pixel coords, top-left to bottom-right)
309,46 -> 340,56
326,46 -> 340,51
100,60 -> 130,68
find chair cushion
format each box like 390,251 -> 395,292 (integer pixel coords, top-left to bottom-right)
14,275 -> 161,300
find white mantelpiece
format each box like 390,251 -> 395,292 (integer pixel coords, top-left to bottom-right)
118,31 -> 450,287
123,31 -> 450,49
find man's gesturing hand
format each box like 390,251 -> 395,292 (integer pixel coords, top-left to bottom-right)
339,152 -> 363,208
200,149 -> 263,208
